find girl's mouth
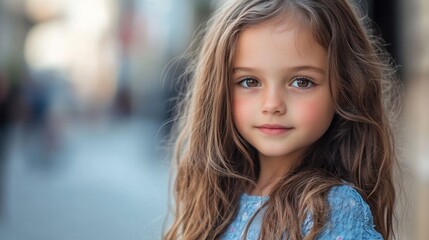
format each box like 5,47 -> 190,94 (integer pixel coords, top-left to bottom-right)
256,124 -> 293,136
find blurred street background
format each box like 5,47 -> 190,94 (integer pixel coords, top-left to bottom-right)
0,0 -> 428,239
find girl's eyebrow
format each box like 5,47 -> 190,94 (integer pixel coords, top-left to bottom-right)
232,65 -> 326,75
291,65 -> 326,75
232,67 -> 263,73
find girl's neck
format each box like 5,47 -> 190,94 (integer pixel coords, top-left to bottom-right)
249,152 -> 302,196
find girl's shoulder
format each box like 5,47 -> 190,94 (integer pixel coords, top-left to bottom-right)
327,184 -> 367,206
313,184 -> 383,239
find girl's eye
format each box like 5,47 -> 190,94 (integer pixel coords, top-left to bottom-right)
238,78 -> 261,88
290,77 -> 314,88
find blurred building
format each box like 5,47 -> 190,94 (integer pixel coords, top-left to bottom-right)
0,0 -> 209,239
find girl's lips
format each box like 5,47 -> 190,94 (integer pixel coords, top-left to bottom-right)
256,125 -> 293,136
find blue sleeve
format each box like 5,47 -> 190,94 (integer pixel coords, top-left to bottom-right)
316,185 -> 383,240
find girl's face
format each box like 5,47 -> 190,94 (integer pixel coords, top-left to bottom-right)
232,19 -> 335,164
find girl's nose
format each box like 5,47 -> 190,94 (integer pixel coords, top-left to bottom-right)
261,88 -> 286,115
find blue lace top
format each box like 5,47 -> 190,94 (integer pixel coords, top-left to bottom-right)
221,185 -> 383,240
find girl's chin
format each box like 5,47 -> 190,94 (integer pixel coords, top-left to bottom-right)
256,148 -> 306,161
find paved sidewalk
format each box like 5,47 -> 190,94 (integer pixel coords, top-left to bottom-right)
0,118 -> 170,240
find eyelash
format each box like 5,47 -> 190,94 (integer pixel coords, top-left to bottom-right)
237,78 -> 261,88
290,76 -> 315,88
236,76 -> 315,89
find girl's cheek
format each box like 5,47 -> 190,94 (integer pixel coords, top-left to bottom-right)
233,96 -> 247,114
294,98 -> 334,125
232,95 -> 254,122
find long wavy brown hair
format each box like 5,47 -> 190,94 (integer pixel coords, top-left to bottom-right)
164,0 -> 400,239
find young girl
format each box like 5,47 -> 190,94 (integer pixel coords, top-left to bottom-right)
165,0 -> 399,239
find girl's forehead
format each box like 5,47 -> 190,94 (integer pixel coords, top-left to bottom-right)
232,14 -> 329,81
239,15 -> 317,45
236,18 -> 323,56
